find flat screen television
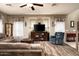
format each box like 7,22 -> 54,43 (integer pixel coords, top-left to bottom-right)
34,23 -> 45,32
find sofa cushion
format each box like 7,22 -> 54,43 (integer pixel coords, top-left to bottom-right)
30,44 -> 42,49
0,43 -> 31,49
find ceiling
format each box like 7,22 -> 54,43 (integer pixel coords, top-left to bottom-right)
0,3 -> 79,15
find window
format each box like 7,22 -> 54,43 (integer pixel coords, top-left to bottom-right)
0,20 -> 3,33
13,21 -> 24,37
43,19 -> 49,28
55,22 -> 65,32
31,20 -> 36,28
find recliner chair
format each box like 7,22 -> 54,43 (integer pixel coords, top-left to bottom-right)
50,32 -> 64,45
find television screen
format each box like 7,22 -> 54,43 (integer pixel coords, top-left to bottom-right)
34,23 -> 45,31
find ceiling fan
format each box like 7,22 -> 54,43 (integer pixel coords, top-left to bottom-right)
20,3 -> 43,11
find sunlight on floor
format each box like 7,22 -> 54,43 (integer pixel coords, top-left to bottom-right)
65,42 -> 76,48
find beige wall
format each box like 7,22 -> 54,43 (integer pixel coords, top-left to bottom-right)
0,12 -> 67,39
10,10 -> 79,42
7,15 -> 52,38
64,9 -> 79,48
64,9 -> 79,43
66,9 -> 79,33
66,10 -> 79,33
1,9 -> 79,43
0,12 -> 8,34
6,15 -> 66,38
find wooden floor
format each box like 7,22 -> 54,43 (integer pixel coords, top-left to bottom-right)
43,42 -> 79,56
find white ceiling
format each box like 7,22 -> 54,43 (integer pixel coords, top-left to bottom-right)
0,3 -> 79,15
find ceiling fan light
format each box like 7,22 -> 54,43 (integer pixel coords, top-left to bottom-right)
27,3 -> 33,7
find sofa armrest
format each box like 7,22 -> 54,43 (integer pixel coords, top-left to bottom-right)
49,36 -> 56,44
51,36 -> 56,38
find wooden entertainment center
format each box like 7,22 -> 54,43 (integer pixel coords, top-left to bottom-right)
31,31 -> 49,41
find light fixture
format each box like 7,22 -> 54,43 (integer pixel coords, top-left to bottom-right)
25,21 -> 27,27
27,3 -> 33,7
6,4 -> 12,6
70,21 -> 74,28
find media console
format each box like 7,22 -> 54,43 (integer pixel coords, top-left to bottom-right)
31,31 -> 49,41
66,33 -> 76,42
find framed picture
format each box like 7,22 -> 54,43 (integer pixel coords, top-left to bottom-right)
70,21 -> 74,28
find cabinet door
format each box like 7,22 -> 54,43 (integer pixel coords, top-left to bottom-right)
5,23 -> 13,37
77,21 -> 79,31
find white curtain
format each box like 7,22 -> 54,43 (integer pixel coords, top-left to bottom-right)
31,20 -> 36,28
13,21 -> 24,37
55,22 -> 65,32
43,19 -> 48,28
0,20 -> 3,33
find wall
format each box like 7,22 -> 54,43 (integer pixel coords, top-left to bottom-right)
24,16 -> 52,38
0,12 -> 8,34
65,9 -> 79,46
7,15 -> 66,39
7,15 -> 52,38
65,9 -> 79,33
1,9 -> 79,42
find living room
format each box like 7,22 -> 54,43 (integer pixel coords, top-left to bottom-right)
0,3 -> 79,56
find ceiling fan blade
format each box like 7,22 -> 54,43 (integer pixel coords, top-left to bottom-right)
20,4 -> 27,7
33,3 -> 43,7
31,6 -> 35,10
